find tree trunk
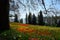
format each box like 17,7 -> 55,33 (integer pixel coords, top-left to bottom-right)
0,0 -> 10,33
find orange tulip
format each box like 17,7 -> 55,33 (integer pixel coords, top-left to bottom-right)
16,28 -> 25,32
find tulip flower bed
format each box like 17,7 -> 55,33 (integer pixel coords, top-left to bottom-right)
0,22 -> 60,40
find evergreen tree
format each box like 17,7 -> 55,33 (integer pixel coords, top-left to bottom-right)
28,12 -> 32,24
25,13 -> 28,24
38,14 -> 40,25
14,14 -> 18,22
20,19 -> 23,23
32,14 -> 37,25
38,10 -> 44,25
57,20 -> 60,27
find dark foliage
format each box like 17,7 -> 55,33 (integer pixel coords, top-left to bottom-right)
57,20 -> 60,27
14,14 -> 18,22
28,12 -> 32,24
38,10 -> 44,25
38,14 -> 40,25
25,13 -> 28,24
32,14 -> 37,25
20,19 -> 23,23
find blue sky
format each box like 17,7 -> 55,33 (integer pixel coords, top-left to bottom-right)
9,0 -> 60,23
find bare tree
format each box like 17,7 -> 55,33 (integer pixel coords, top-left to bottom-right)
40,0 -> 60,25
9,0 -> 60,25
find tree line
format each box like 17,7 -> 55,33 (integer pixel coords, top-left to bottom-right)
14,10 -> 44,25
14,10 -> 60,27
25,10 -> 45,25
9,0 -> 60,26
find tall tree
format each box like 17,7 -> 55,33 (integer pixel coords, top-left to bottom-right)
32,14 -> 37,25
14,14 -> 18,22
25,13 -> 28,24
0,0 -> 10,33
38,10 -> 44,25
28,12 -> 32,24
57,20 -> 60,27
20,19 -> 23,23
9,0 -> 19,16
38,14 -> 40,25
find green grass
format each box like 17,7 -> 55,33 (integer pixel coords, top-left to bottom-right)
0,22 -> 60,40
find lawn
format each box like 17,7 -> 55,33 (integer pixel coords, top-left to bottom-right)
0,22 -> 60,40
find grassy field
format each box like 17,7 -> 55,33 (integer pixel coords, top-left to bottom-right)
9,22 -> 60,40
0,22 -> 60,40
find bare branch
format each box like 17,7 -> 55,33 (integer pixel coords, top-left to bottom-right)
17,0 -> 26,8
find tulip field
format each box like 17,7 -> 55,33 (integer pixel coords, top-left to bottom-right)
0,22 -> 60,40
8,22 -> 60,40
